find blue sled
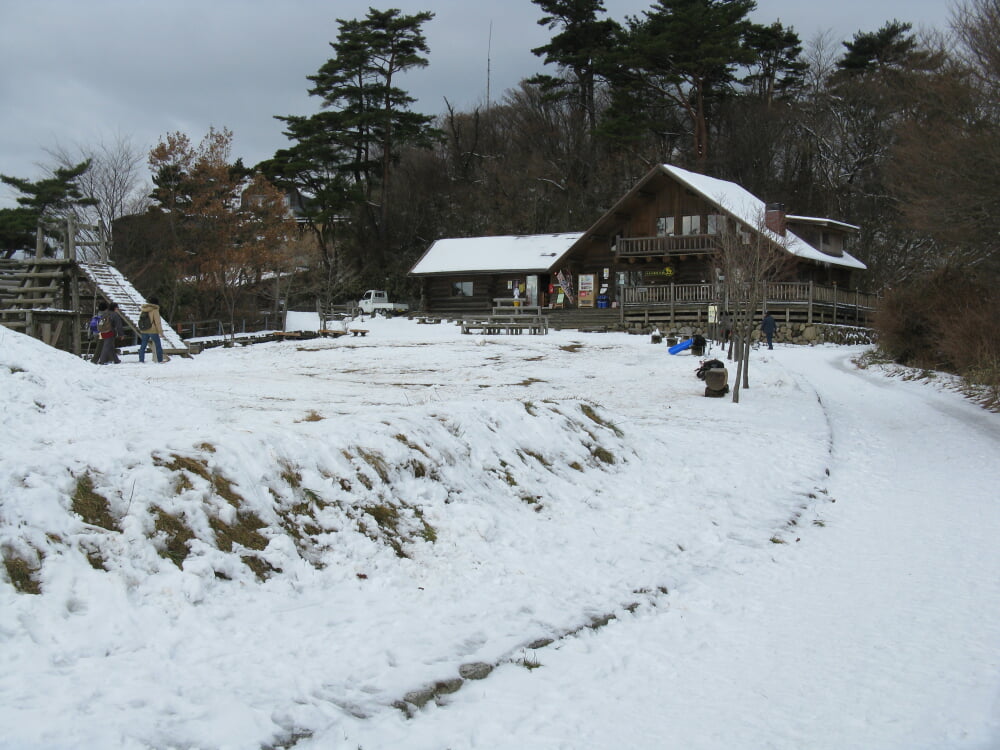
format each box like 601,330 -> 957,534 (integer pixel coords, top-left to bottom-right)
668,337 -> 694,355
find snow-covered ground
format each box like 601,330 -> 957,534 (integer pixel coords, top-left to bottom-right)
1,318 -> 998,750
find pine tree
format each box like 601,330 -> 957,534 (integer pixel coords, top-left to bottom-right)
614,0 -> 757,169
530,0 -> 621,133
0,161 -> 96,257
264,7 -> 439,288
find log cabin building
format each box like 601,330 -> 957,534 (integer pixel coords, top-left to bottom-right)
410,164 -> 876,329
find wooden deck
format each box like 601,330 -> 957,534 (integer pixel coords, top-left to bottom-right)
620,281 -> 875,326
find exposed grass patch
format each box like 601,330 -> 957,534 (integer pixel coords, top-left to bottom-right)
359,499 -> 437,557
521,449 -> 552,468
591,446 -> 615,465
568,461 -> 584,472
80,540 -> 107,571
209,511 -> 268,554
2,548 -> 41,594
580,403 -> 623,437
770,536 -> 787,544
155,453 -> 246,507
71,473 -> 120,532
358,449 -> 391,484
241,554 -> 279,581
559,343 -> 584,353
515,377 -> 545,387
152,506 -> 195,568
279,460 -> 302,490
516,650 -> 542,670
297,410 -> 324,423
394,434 -> 430,458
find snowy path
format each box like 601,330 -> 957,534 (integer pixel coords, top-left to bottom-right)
338,346 -> 1000,750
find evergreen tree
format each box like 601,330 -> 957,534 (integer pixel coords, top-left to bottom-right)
264,7 -> 438,291
530,0 -> 622,132
0,161 -> 96,257
835,20 -> 927,75
615,0 -> 758,169
741,21 -> 807,106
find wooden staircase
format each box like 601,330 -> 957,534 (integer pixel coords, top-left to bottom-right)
77,263 -> 187,355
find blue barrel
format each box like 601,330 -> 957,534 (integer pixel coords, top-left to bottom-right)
596,295 -> 609,309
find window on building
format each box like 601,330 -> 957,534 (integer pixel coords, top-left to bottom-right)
682,215 -> 701,234
452,281 -> 473,297
657,216 -> 675,236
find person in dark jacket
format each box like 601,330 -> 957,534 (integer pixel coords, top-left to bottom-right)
95,302 -> 125,364
138,296 -> 166,363
89,301 -> 109,363
761,312 -> 777,350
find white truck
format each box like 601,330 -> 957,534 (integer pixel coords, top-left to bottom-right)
356,290 -> 409,317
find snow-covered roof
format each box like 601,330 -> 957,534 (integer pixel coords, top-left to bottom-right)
786,214 -> 861,233
410,232 -> 584,275
660,165 -> 867,270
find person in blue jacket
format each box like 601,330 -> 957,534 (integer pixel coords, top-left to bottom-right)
761,312 -> 777,350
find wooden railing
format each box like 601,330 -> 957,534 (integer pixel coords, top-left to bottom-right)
622,282 -> 878,311
616,235 -> 717,256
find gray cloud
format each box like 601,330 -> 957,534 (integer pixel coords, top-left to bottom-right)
1,0 -> 951,209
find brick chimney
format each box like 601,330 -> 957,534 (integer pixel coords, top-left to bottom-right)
765,202 -> 786,236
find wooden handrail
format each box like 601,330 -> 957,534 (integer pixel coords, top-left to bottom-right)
616,235 -> 718,256
621,282 -> 878,309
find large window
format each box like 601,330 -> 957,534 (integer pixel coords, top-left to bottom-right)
451,281 -> 473,297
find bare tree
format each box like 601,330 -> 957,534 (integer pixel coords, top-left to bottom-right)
45,133 -> 151,258
714,212 -> 796,403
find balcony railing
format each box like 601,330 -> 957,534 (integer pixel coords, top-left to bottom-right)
616,234 -> 718,256
621,281 -> 879,315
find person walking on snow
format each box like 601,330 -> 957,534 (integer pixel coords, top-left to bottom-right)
95,302 -> 125,364
761,312 -> 777,350
138,296 -> 167,363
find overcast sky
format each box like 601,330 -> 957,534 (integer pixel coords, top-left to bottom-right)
1,0 -> 955,209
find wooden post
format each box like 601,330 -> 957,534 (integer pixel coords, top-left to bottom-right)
65,217 -> 76,261
807,280 -> 814,324
832,282 -> 838,323
35,225 -> 44,258
98,219 -> 109,262
71,261 -> 82,356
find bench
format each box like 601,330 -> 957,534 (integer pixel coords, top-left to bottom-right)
318,329 -> 348,338
461,315 -> 548,335
491,305 -> 541,316
349,328 -> 369,337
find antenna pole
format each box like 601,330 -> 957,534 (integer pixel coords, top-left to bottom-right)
487,21 -> 493,111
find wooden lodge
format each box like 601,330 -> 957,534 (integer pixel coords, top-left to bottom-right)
409,164 -> 876,330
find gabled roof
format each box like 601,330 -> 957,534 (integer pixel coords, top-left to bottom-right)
410,232 -> 584,276
655,165 -> 866,270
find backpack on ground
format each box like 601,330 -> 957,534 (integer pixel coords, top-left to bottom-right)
138,310 -> 152,330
